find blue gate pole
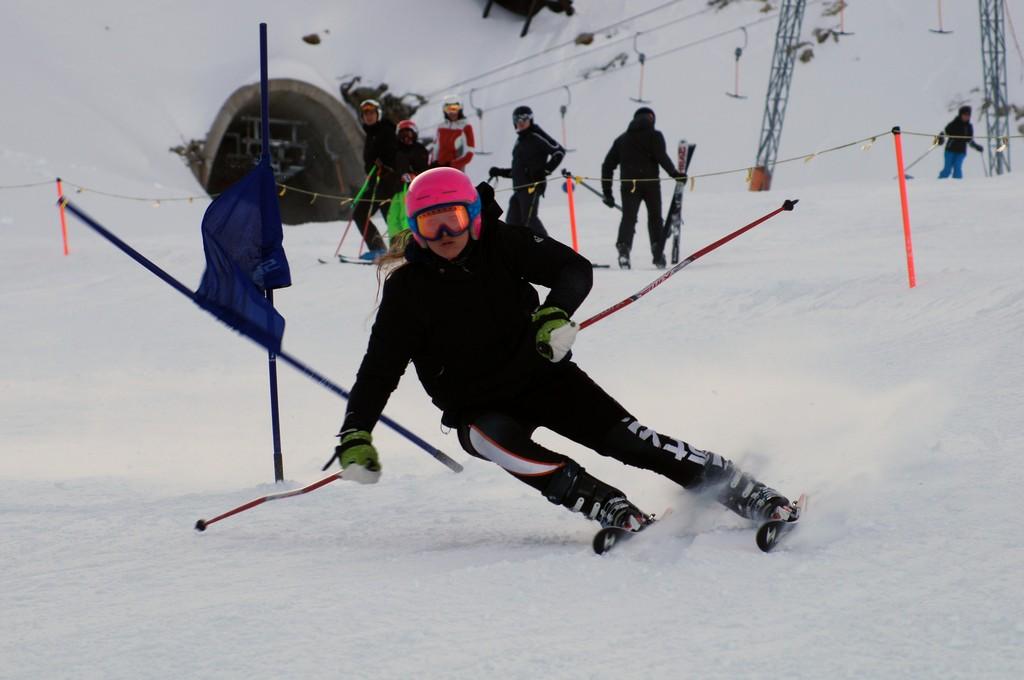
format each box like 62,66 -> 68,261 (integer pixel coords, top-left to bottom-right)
259,23 -> 285,482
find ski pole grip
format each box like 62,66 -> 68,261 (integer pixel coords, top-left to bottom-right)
782,199 -> 799,211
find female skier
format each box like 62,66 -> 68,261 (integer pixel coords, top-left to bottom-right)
431,94 -> 475,171
323,167 -> 795,531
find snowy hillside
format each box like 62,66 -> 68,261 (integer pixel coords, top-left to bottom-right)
3,1 -> 1023,678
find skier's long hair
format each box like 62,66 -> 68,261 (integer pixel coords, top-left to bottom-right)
374,230 -> 413,294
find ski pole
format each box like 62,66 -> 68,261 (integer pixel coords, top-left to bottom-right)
195,471 -> 344,531
903,142 -> 939,174
579,200 -> 798,330
333,165 -> 377,258
567,171 -> 621,211
59,199 -> 464,474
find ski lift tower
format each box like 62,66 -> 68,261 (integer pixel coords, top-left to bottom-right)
979,0 -> 1011,175
750,0 -> 807,191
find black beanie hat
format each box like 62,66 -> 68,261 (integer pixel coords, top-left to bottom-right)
959,105 -> 972,116
634,106 -> 655,121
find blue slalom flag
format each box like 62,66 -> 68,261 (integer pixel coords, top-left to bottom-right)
195,158 -> 292,353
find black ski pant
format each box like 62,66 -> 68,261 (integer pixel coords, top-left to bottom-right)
351,177 -> 390,252
455,362 -> 728,516
616,181 -> 665,259
506,188 -> 548,237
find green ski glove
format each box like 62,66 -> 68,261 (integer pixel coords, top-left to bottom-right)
323,429 -> 381,484
532,306 -> 579,362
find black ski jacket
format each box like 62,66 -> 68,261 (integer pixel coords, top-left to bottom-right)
601,117 -> 679,197
394,140 -> 430,180
492,123 -> 565,194
341,184 -> 593,432
363,118 -> 400,195
940,117 -> 976,154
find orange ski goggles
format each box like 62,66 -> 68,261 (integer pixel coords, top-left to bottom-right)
412,204 -> 471,241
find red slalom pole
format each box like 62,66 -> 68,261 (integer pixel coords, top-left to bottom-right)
56,177 -> 70,255
891,127 -> 916,288
579,200 -> 798,330
195,471 -> 345,531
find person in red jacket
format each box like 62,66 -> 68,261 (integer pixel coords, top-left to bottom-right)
431,95 -> 476,171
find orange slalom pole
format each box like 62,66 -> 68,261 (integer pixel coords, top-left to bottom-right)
56,177 -> 70,255
891,127 -> 916,289
563,171 -> 580,252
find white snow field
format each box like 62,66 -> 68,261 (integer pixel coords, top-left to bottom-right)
2,1 -> 1022,678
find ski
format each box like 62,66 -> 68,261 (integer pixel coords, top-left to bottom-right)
666,141 -> 696,264
755,493 -> 807,553
592,509 -> 671,555
318,255 -> 375,266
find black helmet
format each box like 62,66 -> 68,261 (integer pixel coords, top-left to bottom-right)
512,105 -> 533,123
634,106 -> 655,122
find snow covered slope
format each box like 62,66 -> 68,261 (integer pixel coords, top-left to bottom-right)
2,1 -> 1023,678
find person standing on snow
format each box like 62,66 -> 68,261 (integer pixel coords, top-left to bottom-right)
937,105 -> 984,180
431,94 -> 476,172
601,107 -> 685,270
385,119 -> 430,242
353,99 -> 399,261
322,166 -> 798,535
488,105 -> 565,237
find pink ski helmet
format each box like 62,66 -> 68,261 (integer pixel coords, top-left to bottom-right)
405,167 -> 483,247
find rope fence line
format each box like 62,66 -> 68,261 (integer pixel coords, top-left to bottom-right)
6,127 -> 1020,205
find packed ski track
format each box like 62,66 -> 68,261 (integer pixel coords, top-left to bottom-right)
3,1 -> 1023,678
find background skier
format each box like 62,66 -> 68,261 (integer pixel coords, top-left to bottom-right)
322,167 -> 797,535
385,119 -> 430,242
488,105 -> 565,237
431,94 -> 476,171
601,107 -> 686,269
937,105 -> 984,179
353,99 -> 398,260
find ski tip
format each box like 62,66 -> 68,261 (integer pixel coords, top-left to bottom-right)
593,528 -> 620,555
755,522 -> 783,552
782,199 -> 799,210
194,519 -> 208,532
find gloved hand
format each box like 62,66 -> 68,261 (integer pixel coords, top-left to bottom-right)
936,134 -> 946,146
322,429 -> 381,484
971,141 -> 984,152
602,193 -> 616,208
532,306 -> 578,362
673,172 -> 688,183
488,166 -> 502,178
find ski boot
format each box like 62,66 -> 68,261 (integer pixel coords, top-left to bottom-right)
653,252 -> 667,269
595,496 -> 653,531
544,462 -> 650,530
717,470 -> 794,522
617,246 -> 631,270
359,247 -> 387,262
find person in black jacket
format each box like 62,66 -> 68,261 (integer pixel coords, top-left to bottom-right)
938,105 -> 984,179
353,99 -> 399,260
384,119 -> 431,242
601,107 -> 685,269
488,105 -> 566,237
321,166 -> 798,534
